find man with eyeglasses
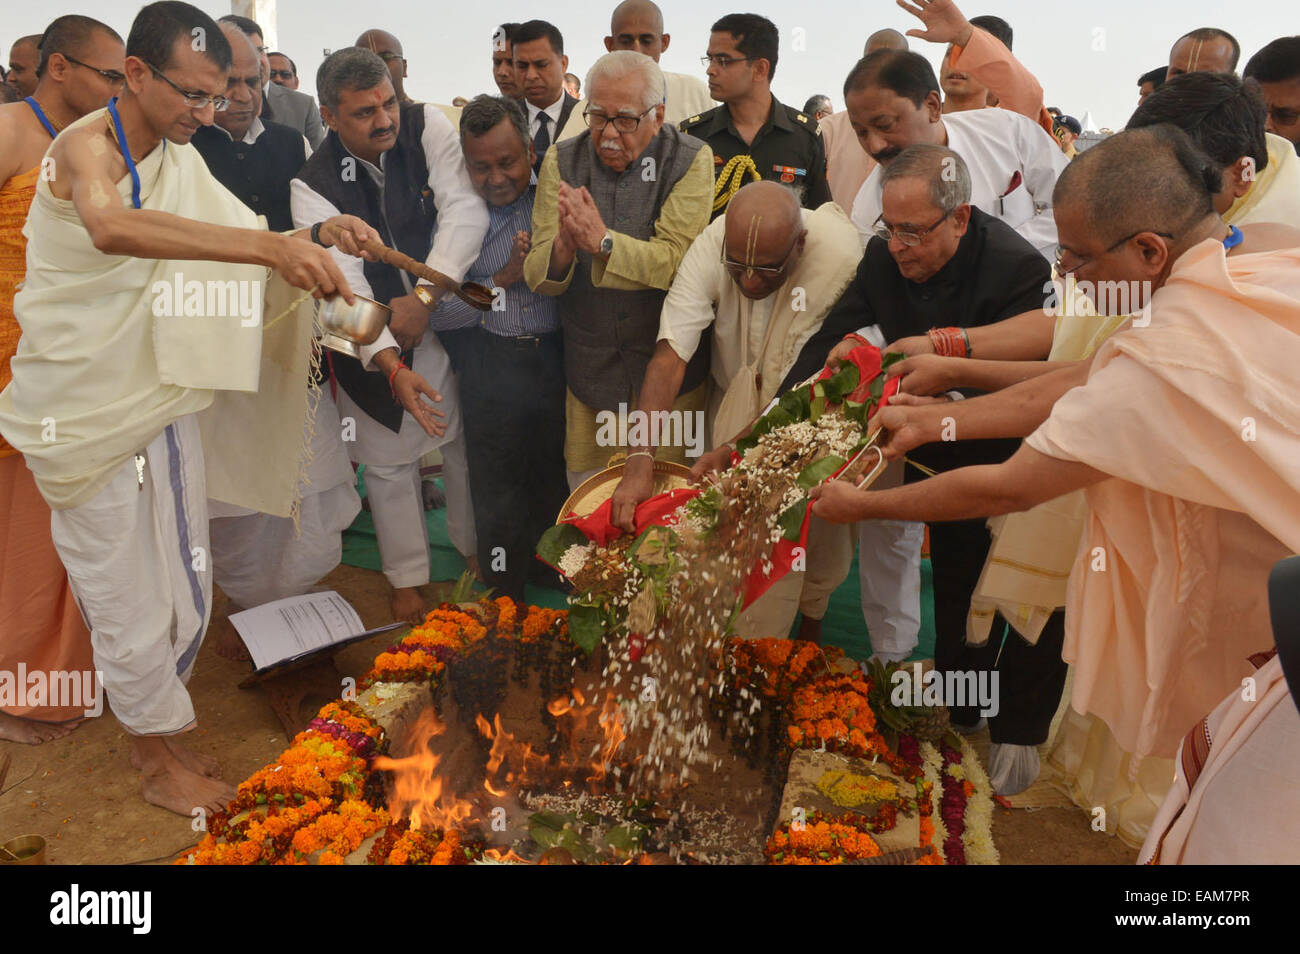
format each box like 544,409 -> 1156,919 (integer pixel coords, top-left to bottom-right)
1245,36 -> 1300,155
219,14 -> 325,148
783,145 -> 1055,770
525,50 -> 712,491
511,20 -> 579,177
0,0 -> 403,815
356,30 -> 411,105
557,1 -> 714,141
268,51 -> 298,91
0,14 -> 122,746
845,49 -> 1067,260
609,180 -> 861,641
681,13 -> 829,220
810,127 -> 1300,811
293,47 -> 489,626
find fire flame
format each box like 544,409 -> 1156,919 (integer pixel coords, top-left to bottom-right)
372,708 -> 476,831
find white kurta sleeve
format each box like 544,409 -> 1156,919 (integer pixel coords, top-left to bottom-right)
657,218 -> 726,363
849,169 -> 882,248
1012,112 -> 1070,256
289,177 -> 399,370
420,104 -> 490,281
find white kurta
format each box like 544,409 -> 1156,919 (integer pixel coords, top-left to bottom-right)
850,108 -> 1068,259
290,105 -> 487,583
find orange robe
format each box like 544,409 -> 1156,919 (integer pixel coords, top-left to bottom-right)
0,166 -> 93,722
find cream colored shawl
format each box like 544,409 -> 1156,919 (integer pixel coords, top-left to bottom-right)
0,108 -> 313,516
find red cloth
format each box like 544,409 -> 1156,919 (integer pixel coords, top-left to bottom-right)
561,343 -> 896,609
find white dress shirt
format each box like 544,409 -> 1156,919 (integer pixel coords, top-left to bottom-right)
850,107 -> 1069,260
526,93 -> 566,142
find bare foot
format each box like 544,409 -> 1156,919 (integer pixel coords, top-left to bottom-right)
0,711 -> 78,744
132,737 -> 235,816
797,615 -> 823,645
391,586 -> 427,625
210,614 -> 252,662
131,737 -> 221,778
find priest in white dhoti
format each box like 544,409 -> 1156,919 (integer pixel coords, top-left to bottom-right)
0,2 -> 445,816
292,48 -> 489,624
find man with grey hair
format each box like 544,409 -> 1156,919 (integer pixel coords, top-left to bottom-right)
292,48 -> 489,623
219,14 -> 325,147
427,94 -> 567,600
525,49 -> 714,490
782,145 -> 1059,784
557,0 -> 714,139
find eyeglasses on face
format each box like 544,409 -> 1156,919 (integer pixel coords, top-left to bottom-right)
268,69 -> 295,80
720,236 -> 798,278
143,60 -> 229,111
871,208 -> 952,247
583,104 -> 655,133
375,51 -> 406,64
700,53 -> 754,69
62,55 -> 126,87
1053,230 -> 1174,275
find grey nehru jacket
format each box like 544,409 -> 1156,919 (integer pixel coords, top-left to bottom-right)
555,124 -> 706,411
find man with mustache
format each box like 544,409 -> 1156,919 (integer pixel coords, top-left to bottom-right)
557,1 -> 715,140
845,49 -> 1067,259
219,14 -> 325,148
292,48 -> 489,624
1245,36 -> 1300,155
525,50 -> 713,491
491,23 -> 522,100
681,13 -> 830,219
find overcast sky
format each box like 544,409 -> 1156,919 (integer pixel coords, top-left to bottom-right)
6,0 -> 1289,132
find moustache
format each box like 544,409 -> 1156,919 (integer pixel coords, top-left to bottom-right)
871,146 -> 902,164
371,126 -> 396,139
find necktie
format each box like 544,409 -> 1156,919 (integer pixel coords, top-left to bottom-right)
533,111 -> 551,174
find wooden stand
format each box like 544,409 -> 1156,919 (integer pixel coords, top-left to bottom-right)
238,651 -> 345,741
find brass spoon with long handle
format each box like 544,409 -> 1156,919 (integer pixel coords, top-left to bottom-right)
320,224 -> 495,311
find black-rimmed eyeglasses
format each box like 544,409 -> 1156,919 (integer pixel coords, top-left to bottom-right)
583,104 -> 656,133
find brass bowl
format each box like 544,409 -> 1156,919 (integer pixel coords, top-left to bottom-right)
0,834 -> 46,865
317,294 -> 390,359
558,460 -> 694,523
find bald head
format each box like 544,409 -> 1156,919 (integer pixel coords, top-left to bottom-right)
8,34 -> 41,97
1055,126 -> 1220,249
723,181 -> 805,298
357,29 -> 407,100
865,28 -> 908,56
607,0 -> 668,60
1168,27 -> 1239,78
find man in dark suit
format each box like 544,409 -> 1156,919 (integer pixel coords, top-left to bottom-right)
219,14 -> 325,148
511,19 -> 578,174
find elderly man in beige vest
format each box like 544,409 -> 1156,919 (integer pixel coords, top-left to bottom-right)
611,180 -> 861,641
525,50 -> 714,490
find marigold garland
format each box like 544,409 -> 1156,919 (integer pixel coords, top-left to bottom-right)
765,812 -> 884,864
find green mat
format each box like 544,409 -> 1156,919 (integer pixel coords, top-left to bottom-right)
342,470 -> 936,655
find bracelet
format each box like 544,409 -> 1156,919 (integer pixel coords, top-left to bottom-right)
926,326 -> 968,359
844,332 -> 871,348
960,328 -> 972,357
387,358 -> 408,397
625,450 -> 655,463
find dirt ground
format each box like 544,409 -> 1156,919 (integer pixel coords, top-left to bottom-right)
0,563 -> 1137,866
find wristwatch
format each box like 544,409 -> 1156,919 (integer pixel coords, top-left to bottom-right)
310,221 -> 327,246
412,285 -> 437,310
599,231 -> 614,257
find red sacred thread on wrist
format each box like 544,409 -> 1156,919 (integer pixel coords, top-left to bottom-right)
844,333 -> 871,348
927,327 -> 968,358
388,359 -> 408,397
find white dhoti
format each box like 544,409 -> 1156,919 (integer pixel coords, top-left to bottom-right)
335,335 -> 476,587
209,391 -> 361,608
49,414 -> 210,736
857,519 -> 924,660
733,515 -> 854,639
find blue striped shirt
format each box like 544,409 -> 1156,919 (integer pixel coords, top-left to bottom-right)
429,186 -> 558,336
